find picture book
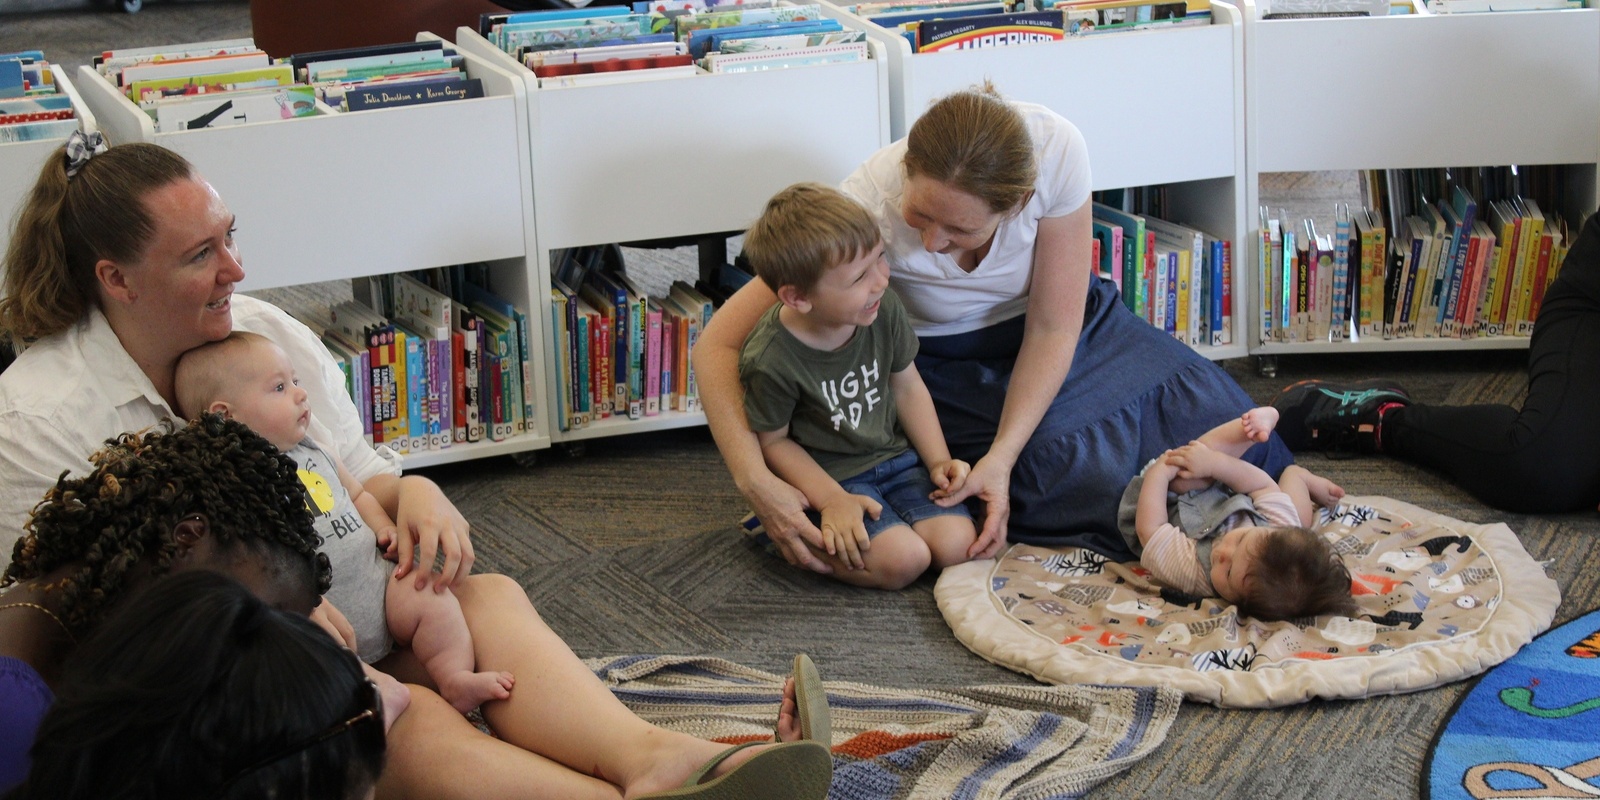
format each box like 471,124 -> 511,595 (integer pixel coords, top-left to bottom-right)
150,86 -> 318,132
344,78 -> 484,112
917,10 -> 1065,51
702,42 -> 867,72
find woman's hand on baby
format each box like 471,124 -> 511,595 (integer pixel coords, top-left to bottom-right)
746,471 -> 833,575
937,455 -> 1011,560
820,494 -> 880,571
392,475 -> 474,592
928,459 -> 971,497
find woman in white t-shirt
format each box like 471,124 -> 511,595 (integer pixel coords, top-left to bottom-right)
0,134 -> 831,800
697,87 -> 1294,573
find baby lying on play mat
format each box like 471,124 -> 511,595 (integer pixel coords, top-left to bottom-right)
1117,408 -> 1357,622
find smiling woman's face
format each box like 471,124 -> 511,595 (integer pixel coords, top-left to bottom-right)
900,174 -> 1005,259
110,176 -> 244,351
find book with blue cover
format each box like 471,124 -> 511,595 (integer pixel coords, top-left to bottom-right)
343,77 -> 483,112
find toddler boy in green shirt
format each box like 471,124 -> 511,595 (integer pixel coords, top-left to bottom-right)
738,183 -> 978,589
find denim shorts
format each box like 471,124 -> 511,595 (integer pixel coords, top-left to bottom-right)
803,449 -> 973,538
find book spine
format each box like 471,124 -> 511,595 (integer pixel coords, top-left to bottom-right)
357,348 -> 373,447
594,313 -> 612,420
390,331 -> 409,452
629,295 -> 646,419
660,313 -> 675,412
406,334 -> 426,452
515,310 -> 535,435
452,330 -> 468,441
1220,239 -> 1232,346
575,313 -> 592,427
644,306 -> 662,416
548,293 -> 570,433
466,320 -> 484,441
367,329 -> 384,445
611,292 -> 628,417
1527,232 -> 1555,326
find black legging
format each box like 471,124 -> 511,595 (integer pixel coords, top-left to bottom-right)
1383,211 -> 1600,513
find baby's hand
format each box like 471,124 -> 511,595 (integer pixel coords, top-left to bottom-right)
375,527 -> 400,561
1165,441 -> 1222,480
820,494 -> 879,571
928,459 -> 971,498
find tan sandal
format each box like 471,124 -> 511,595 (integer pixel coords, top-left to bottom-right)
637,740 -> 832,799
791,654 -> 832,745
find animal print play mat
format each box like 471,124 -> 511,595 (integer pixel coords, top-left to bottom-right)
936,496 -> 1561,708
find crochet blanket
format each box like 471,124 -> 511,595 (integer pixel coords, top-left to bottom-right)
585,654 -> 1183,800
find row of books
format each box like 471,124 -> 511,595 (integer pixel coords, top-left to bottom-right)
479,1 -> 869,85
1092,201 -> 1235,347
549,252 -> 720,431
839,0 -> 1208,53
292,268 -> 538,453
0,51 -> 78,144
1257,190 -> 1569,344
90,37 -> 483,132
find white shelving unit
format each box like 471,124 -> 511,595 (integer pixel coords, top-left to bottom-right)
73,40 -> 553,467
453,26 -> 892,443
1243,4 -> 1600,357
0,66 -> 97,284
821,0 -> 1252,359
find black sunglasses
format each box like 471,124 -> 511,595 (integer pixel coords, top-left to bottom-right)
217,677 -> 384,795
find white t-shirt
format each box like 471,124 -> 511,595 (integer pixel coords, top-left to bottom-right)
840,101 -> 1093,338
0,295 -> 400,568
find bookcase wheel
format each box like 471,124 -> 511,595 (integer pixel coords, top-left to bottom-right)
511,450 -> 540,469
558,442 -> 587,459
119,0 -> 142,13
1255,355 -> 1278,378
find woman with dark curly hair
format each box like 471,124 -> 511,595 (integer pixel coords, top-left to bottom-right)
0,415 -> 338,791
10,571 -> 386,800
0,135 -> 831,799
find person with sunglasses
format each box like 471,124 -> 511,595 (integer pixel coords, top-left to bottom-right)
7,570 -> 387,800
0,415 -> 395,793
1,136 -> 832,799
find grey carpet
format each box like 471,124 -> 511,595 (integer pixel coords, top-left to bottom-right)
8,6 -> 1600,797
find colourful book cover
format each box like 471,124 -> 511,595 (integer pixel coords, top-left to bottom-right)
917,10 -> 1064,51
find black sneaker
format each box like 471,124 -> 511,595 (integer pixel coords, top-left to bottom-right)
1270,379 -> 1411,455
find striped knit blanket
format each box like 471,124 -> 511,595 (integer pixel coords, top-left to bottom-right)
585,655 -> 1183,800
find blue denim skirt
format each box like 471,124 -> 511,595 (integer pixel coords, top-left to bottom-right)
914,275 -> 1293,559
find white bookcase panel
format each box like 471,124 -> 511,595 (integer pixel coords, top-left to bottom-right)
454,26 -> 892,442
74,54 -> 527,294
1243,5 -> 1600,358
824,0 -> 1244,191
0,66 -> 97,286
1247,9 -> 1600,174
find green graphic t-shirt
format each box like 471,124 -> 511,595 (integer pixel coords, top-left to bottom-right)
739,289 -> 919,480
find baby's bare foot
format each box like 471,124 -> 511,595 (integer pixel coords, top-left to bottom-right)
1240,407 -> 1280,443
440,670 -> 515,714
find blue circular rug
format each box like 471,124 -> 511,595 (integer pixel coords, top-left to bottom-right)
1424,608 -> 1600,799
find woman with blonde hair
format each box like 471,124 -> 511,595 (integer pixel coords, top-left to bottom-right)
697,86 -> 1294,572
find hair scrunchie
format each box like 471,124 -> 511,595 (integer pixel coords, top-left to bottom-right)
64,129 -> 108,178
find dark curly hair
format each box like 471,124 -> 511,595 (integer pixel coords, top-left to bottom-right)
1,414 -> 330,635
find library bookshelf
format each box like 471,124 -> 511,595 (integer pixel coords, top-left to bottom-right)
0,66 -> 97,285
452,26 -> 892,444
1242,2 -> 1600,358
72,41 -> 553,468
819,0 -> 1251,359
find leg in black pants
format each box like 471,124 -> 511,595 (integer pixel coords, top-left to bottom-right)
1382,212 -> 1600,513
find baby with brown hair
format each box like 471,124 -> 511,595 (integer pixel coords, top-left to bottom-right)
1119,407 -> 1357,622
